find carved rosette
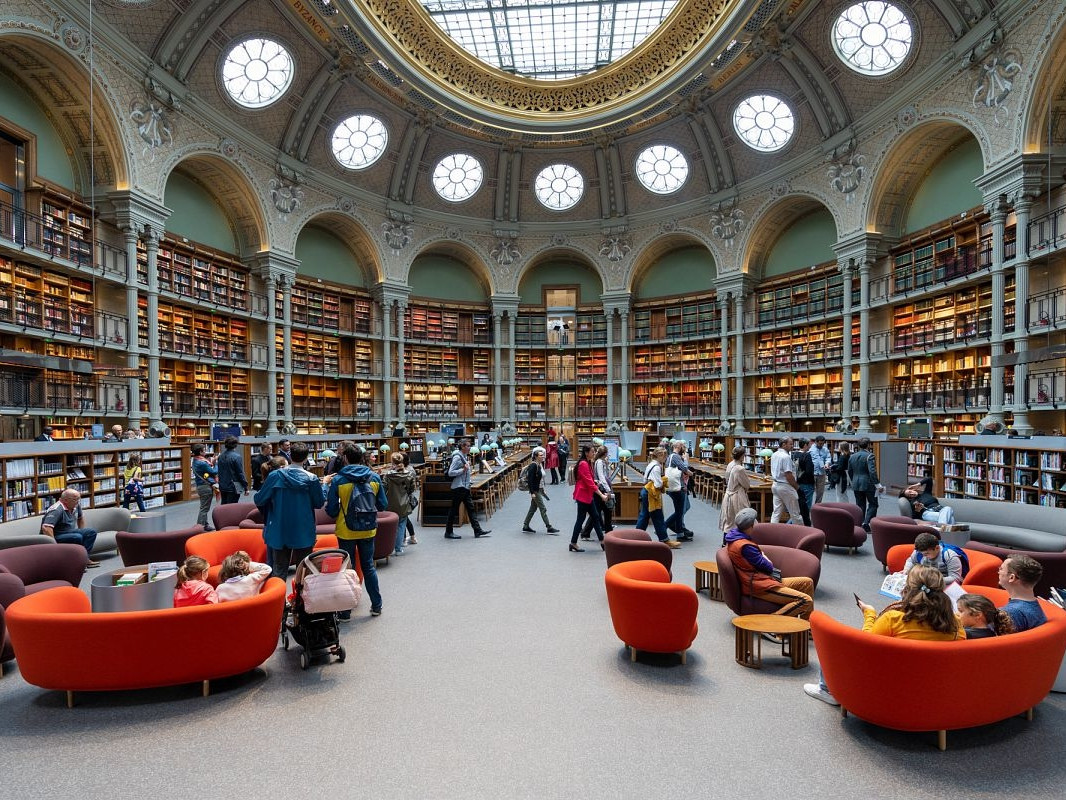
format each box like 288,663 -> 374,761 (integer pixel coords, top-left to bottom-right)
896,105 -> 918,129
219,138 -> 240,160
59,23 -> 84,52
382,219 -> 412,251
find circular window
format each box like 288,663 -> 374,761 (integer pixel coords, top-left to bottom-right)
432,153 -> 484,202
331,115 -> 388,170
221,38 -> 294,109
832,2 -> 912,76
635,145 -> 689,195
534,164 -> 584,211
732,95 -> 795,152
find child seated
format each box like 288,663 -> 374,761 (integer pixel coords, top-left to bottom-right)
174,555 -> 218,607
216,550 -> 272,602
902,531 -> 965,584
957,593 -> 1014,638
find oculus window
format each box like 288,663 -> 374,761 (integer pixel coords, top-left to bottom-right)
221,38 -> 294,108
635,144 -> 688,195
832,2 -> 912,76
534,164 -> 584,210
432,153 -> 484,202
332,115 -> 388,170
733,95 -> 795,153
418,0 -> 679,81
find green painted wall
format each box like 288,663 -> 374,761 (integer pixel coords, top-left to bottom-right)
0,72 -> 74,189
519,260 -> 602,304
409,255 -> 487,301
163,171 -> 239,254
635,246 -> 715,298
763,208 -> 837,277
904,137 -> 983,233
295,227 -> 367,287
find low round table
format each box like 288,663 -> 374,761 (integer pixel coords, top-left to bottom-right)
90,564 -> 177,613
732,614 -> 811,670
127,511 -> 167,533
693,560 -> 723,601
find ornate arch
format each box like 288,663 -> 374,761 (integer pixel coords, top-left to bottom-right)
156,147 -> 270,255
1017,6 -> 1066,153
627,231 -> 716,295
740,193 -> 842,281
292,209 -> 384,286
516,243 -> 607,297
864,116 -> 988,237
405,238 -> 494,298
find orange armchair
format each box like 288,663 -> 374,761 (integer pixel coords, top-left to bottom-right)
5,579 -> 286,706
186,529 -> 339,584
885,543 -> 1002,588
810,586 -> 1066,749
604,560 -> 698,664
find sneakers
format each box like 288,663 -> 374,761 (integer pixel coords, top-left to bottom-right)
664,540 -> 682,549
392,550 -> 405,556
85,560 -> 101,568
761,632 -> 783,645
803,684 -> 839,706
407,536 -> 418,545
546,527 -> 561,535
337,611 -> 351,623
370,607 -> 382,617
522,526 -> 536,533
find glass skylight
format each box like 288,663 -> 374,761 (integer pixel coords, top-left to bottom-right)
534,164 -> 584,210
432,153 -> 484,201
418,0 -> 680,81
331,115 -> 388,169
635,144 -> 688,194
733,95 -> 795,152
832,2 -> 912,76
221,38 -> 294,108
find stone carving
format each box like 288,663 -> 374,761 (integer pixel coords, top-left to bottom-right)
599,235 -> 631,262
59,24 -> 84,52
445,227 -> 462,241
550,232 -> 569,247
896,105 -> 918,128
772,180 -> 790,197
973,50 -> 1022,126
219,138 -> 240,159
710,206 -> 744,247
491,237 -> 520,266
827,147 -> 865,201
269,176 -> 304,215
382,219 -> 412,251
130,98 -> 173,160
660,219 -> 678,234
337,197 -> 356,213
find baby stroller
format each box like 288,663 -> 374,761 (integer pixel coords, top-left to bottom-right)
282,549 -> 361,669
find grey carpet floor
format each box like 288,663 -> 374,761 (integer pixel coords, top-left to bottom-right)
1,486 -> 1064,799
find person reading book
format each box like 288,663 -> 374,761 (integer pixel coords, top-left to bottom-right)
902,531 -> 964,584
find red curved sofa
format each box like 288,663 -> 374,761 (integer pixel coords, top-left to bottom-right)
811,586 -> 1066,749
5,578 -> 286,706
185,529 -> 339,584
604,560 -> 698,663
965,542 -> 1066,599
885,543 -> 1002,588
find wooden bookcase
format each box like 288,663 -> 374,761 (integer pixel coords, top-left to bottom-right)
890,277 -> 1015,352
142,299 -> 250,362
138,239 -> 251,313
632,297 -> 720,342
39,195 -> 93,267
0,258 -> 94,337
889,348 -> 1010,412
404,302 -> 492,345
752,266 -> 854,328
753,319 -> 859,371
939,438 -> 1066,506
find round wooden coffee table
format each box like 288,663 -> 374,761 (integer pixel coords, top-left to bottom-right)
693,560 -> 723,601
732,614 -> 811,670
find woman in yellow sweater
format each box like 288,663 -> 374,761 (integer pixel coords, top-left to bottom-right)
805,566 -> 963,705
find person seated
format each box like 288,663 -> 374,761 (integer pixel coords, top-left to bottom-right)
216,550 -> 272,602
902,531 -> 964,585
39,488 -> 99,567
998,554 -> 1047,632
724,507 -> 814,621
173,555 -> 218,608
901,476 -> 956,527
956,593 -> 1014,638
805,566 -> 964,706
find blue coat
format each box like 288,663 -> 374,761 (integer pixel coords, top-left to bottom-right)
254,466 -> 325,550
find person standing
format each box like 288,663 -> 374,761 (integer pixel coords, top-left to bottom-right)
522,447 -> 559,534
545,436 -> 560,484
718,445 -> 751,532
830,441 -> 851,498
255,442 -> 325,580
581,445 -> 616,538
250,443 -> 272,491
557,431 -> 570,484
216,435 -> 248,505
810,435 -> 832,504
569,444 -> 607,552
795,438 -> 815,527
121,452 -> 147,512
399,450 -> 419,546
848,437 -> 882,532
443,439 -> 491,539
326,445 -> 387,618
190,443 -> 220,530
383,452 -> 416,556
278,439 -> 293,463
769,436 -> 802,524
39,489 -> 98,566
635,447 -> 679,548
664,440 -> 694,540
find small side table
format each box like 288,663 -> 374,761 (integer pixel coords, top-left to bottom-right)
127,511 -> 167,533
90,564 -> 177,613
693,560 -> 723,601
732,614 -> 811,670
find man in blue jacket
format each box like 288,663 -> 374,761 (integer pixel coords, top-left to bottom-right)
254,442 -> 325,580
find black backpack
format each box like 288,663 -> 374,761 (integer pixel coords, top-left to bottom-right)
340,475 -> 380,532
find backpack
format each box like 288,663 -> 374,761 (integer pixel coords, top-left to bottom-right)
518,463 -> 533,492
340,475 -> 380,532
914,542 -> 970,579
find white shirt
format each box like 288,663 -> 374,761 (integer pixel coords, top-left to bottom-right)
770,448 -> 795,485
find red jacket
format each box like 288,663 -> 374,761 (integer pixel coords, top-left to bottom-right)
545,441 -> 559,469
572,459 -> 597,504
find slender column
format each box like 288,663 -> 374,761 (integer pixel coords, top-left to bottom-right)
857,262 -> 871,431
733,293 -> 745,431
381,301 -> 393,422
281,276 -> 293,425
122,227 -> 142,423
492,312 -> 502,423
1012,196 -> 1032,433
142,228 -> 162,427
397,301 -> 407,424
605,309 -> 615,420
719,296 -> 729,422
619,311 -> 630,420
989,200 -> 1008,417
266,276 -> 279,433
507,313 -> 516,419
841,266 -> 854,421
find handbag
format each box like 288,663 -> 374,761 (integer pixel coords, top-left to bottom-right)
410,493 -> 419,510
301,563 -> 363,613
664,465 -> 683,492
604,493 -> 616,510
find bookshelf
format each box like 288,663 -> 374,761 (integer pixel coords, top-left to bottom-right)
753,368 -> 857,418
138,239 -> 252,313
403,382 -> 461,420
890,277 -> 1015,352
753,319 -> 859,371
939,439 -> 1066,506
0,258 -> 95,337
752,266 -> 855,328
40,195 -> 93,267
632,297 -> 720,342
405,303 -> 492,345
888,348 -> 1009,412
141,299 -> 251,362
905,440 -> 934,481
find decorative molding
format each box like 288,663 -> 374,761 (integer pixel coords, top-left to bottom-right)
599,234 -> 631,263
709,205 -> 745,247
490,237 -> 520,266
269,174 -> 304,215
827,143 -> 865,202
129,97 -> 173,161
972,49 -> 1022,127
382,218 -> 412,251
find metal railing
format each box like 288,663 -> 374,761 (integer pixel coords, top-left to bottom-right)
0,371 -> 129,415
0,198 -> 126,280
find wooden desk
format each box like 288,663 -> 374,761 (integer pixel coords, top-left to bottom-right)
689,461 -> 776,522
732,614 -> 811,670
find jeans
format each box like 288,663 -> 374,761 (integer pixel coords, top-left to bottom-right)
524,491 -> 551,528
798,484 -> 815,526
122,491 -> 146,512
635,490 -> 669,541
270,546 -> 313,581
665,490 -> 687,533
338,537 -> 381,611
571,500 -> 604,544
770,484 -> 802,524
854,490 -> 879,530
921,506 -> 955,525
395,517 -> 408,554
195,483 -> 215,528
55,527 -> 97,558
445,487 -> 481,534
